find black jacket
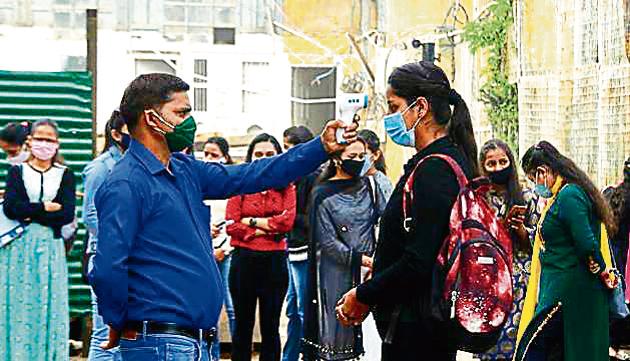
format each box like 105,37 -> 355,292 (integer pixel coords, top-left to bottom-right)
356,137 -> 473,323
4,164 -> 76,239
286,171 -> 319,254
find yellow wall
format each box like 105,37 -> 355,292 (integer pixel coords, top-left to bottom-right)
280,0 -> 479,181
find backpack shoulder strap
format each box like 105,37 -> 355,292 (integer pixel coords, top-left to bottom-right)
402,154 -> 468,232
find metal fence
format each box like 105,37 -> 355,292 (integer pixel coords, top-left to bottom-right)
516,0 -> 630,187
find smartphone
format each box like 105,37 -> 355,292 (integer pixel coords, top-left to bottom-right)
507,205 -> 527,219
214,220 -> 234,229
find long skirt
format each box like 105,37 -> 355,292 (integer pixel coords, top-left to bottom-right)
0,223 -> 69,361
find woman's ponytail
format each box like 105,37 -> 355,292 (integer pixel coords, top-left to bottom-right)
448,89 -> 479,177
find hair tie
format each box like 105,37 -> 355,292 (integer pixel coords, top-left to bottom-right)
448,89 -> 461,105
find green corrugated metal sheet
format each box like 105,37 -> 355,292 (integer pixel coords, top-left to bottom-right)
0,70 -> 93,317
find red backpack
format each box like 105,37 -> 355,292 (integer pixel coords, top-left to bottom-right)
403,154 -> 514,353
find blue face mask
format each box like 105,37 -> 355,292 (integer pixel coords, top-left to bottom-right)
533,169 -> 554,198
383,100 -> 421,148
360,155 -> 373,177
534,184 -> 553,198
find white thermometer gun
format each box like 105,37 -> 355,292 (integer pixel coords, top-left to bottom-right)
336,93 -> 368,143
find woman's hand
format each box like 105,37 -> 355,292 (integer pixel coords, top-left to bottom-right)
361,255 -> 373,269
335,288 -> 369,327
44,202 -> 62,212
214,249 -> 226,263
211,224 -> 221,238
599,267 -> 619,289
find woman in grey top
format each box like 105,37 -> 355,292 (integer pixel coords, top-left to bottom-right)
303,139 -> 388,361
358,129 -> 393,204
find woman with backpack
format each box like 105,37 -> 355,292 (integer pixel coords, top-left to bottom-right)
0,119 -> 76,361
335,61 -> 479,360
474,139 -> 544,360
515,141 -> 617,361
302,138 -> 388,361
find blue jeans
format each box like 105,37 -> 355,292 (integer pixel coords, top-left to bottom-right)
119,334 -> 210,361
88,256 -> 122,361
282,259 -> 308,361
211,254 -> 236,361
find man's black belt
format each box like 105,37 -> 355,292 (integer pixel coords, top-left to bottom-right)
123,321 -> 216,344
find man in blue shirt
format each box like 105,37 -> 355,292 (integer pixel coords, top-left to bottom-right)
88,73 -> 357,361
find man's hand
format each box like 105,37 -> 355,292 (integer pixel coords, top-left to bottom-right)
100,327 -> 120,350
321,120 -> 359,154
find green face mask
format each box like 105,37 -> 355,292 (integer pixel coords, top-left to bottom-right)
148,110 -> 197,152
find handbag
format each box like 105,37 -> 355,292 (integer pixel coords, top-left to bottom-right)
608,236 -> 630,319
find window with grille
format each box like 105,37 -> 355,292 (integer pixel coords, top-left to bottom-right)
194,59 -> 208,112
290,66 -> 336,133
163,0 -> 237,35
242,61 -> 271,113
213,27 -> 235,44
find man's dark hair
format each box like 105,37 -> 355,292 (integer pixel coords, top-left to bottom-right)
283,125 -> 314,146
119,73 -> 190,131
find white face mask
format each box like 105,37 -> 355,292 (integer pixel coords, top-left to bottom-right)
206,157 -> 226,164
7,150 -> 30,165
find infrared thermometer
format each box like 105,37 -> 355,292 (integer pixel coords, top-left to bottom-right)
336,93 -> 368,143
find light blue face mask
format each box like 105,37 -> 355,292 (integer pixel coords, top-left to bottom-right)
383,99 -> 421,148
533,169 -> 554,198
360,155 -> 373,177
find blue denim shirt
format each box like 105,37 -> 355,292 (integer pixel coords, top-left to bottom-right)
89,138 -> 327,330
82,145 -> 122,254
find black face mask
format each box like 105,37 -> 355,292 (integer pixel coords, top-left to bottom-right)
340,159 -> 365,178
487,165 -> 513,185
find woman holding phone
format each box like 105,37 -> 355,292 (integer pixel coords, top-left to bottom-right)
475,139 -> 543,360
203,136 -> 236,361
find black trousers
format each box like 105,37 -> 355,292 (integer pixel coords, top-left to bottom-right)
229,248 -> 288,361
376,319 -> 457,361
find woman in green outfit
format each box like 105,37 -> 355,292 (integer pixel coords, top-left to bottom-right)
0,119 -> 75,361
515,141 -> 617,361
